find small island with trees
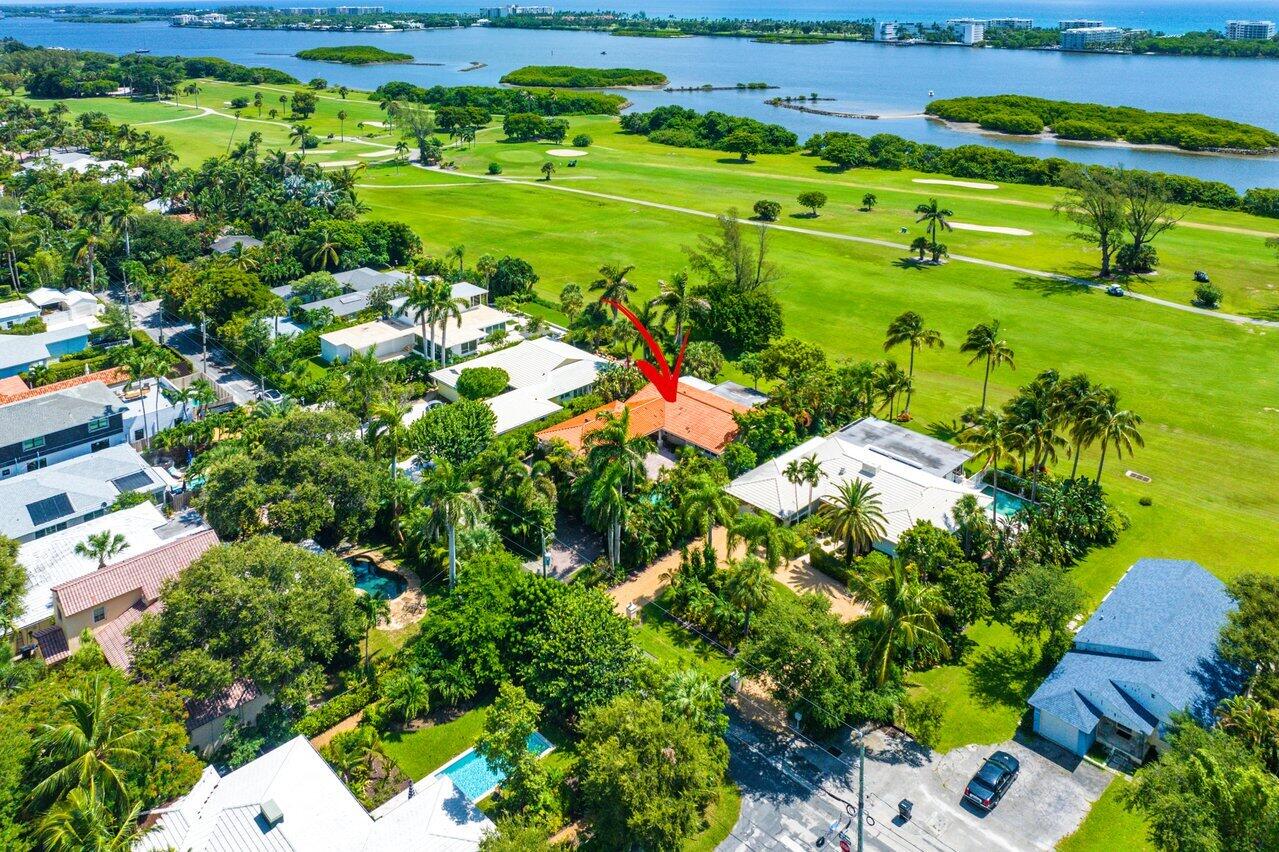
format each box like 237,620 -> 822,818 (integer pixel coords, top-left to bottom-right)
926,95 -> 1279,154
296,45 -> 414,65
499,65 -> 669,88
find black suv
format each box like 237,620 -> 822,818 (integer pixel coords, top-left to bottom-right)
963,751 -> 1020,811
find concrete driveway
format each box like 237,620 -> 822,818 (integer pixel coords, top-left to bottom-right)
722,710 -> 1112,852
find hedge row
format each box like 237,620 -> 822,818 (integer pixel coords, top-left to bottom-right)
292,684 -> 375,738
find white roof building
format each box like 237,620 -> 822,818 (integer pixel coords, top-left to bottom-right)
137,735 -> 492,852
430,337 -> 609,433
22,149 -> 143,181
726,422 -> 991,553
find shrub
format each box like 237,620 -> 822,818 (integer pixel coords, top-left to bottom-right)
895,691 -> 945,748
1138,496 -> 1153,506
487,162 -> 503,175
1051,119 -> 1117,141
456,366 -> 510,400
978,110 -> 1044,135
752,199 -> 781,221
1117,243 -> 1159,273
797,190 -> 828,216
293,684 -> 375,738
572,133 -> 593,147
1192,282 -> 1223,309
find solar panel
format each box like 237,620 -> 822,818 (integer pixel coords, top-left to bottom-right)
27,494 -> 74,527
111,470 -> 155,493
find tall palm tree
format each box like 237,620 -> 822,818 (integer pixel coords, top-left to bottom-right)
681,474 -> 738,551
342,349 -> 387,438
307,227 -> 340,271
422,461 -> 482,589
448,244 -> 465,277
874,360 -> 911,421
1085,391 -> 1144,482
74,531 -> 127,570
1048,373 -> 1100,479
427,277 -> 468,367
961,408 -> 1009,522
121,347 -> 169,446
337,109 -> 348,142
883,311 -> 944,414
820,479 -> 887,565
28,675 -> 152,813
914,197 -> 953,253
849,559 -> 951,686
37,787 -> 140,852
798,453 -> 823,518
253,91 -> 263,117
402,275 -> 437,359
369,397 -> 410,481
960,320 -> 1015,412
289,123 -> 312,159
355,591 -> 390,669
589,263 -> 637,318
582,407 -> 651,493
182,82 -> 201,108
725,555 -> 774,637
649,271 -> 706,350
584,461 -> 628,568
783,459 -> 804,517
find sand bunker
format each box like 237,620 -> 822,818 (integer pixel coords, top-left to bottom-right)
913,178 -> 999,190
950,222 -> 1033,236
319,160 -> 361,168
358,149 -> 397,158
363,120 -> 389,128
546,148 -> 588,157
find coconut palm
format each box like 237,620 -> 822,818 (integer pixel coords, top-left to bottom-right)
190,378 -> 218,419
182,82 -> 201,108
909,236 -> 930,261
681,474 -> 738,550
426,277 -> 468,367
782,458 -> 804,518
337,109 -> 348,142
28,675 -> 152,812
448,244 -> 465,277
402,275 -> 438,360
37,787 -> 140,852
589,263 -> 637,318
960,320 -> 1015,411
307,227 -> 340,271
725,555 -> 774,637
1084,390 -> 1144,482
584,462 -> 629,568
120,346 -> 168,446
253,91 -> 263,117
849,559 -> 951,686
369,397 -> 411,481
649,271 -> 707,350
798,453 -> 823,517
820,479 -> 887,564
874,360 -> 911,421
883,311 -> 944,414
422,461 -> 482,589
1048,373 -> 1101,479
74,531 -> 127,570
355,591 -> 390,668
727,511 -> 800,570
342,349 -> 387,438
961,408 -> 1010,522
914,197 -> 953,252
289,123 -> 312,158
582,407 -> 651,493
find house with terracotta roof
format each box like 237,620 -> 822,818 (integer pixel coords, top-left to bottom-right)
535,377 -> 750,457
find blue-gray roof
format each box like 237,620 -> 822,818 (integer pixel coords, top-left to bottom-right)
1029,559 -> 1241,737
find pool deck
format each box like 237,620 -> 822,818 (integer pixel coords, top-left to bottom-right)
350,548 -> 425,630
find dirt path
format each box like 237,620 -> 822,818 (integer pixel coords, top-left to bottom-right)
776,556 -> 864,623
309,708 -> 364,749
609,526 -> 733,615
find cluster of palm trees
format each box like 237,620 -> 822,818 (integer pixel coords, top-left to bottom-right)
580,408 -> 652,568
581,263 -> 708,360
962,369 -> 1145,516
402,273 -> 469,366
913,198 -> 953,264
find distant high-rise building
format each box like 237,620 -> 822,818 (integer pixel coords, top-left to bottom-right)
985,18 -> 1033,30
1059,19 -> 1103,30
874,21 -> 897,42
1060,26 -> 1125,50
1225,20 -> 1276,40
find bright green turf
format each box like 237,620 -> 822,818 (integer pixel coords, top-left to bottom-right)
380,703 -> 490,779
636,595 -> 737,680
1058,777 -> 1153,852
686,782 -> 744,852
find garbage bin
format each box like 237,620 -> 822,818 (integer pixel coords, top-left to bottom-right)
898,799 -> 913,822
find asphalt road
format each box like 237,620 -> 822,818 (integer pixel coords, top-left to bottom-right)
130,298 -> 261,405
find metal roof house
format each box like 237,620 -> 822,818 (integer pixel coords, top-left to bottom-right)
1028,559 -> 1242,764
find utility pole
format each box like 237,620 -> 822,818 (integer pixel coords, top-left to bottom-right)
122,223 -> 133,331
200,313 -> 208,370
858,740 -> 865,852
541,530 -> 549,578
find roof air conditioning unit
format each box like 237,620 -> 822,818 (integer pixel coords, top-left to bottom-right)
260,799 -> 284,828
861,463 -> 877,477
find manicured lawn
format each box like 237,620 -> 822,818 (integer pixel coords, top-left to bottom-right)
380,704 -> 490,780
635,597 -> 737,680
1058,776 -> 1153,852
686,782 -> 743,852
366,619 -> 421,663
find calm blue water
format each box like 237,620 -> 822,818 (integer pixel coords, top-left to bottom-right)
440,732 -> 553,800
3,14 -> 1278,188
982,485 -> 1030,517
346,555 -> 407,598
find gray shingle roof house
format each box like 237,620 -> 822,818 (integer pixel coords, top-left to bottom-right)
209,235 -> 263,254
1028,559 -> 1241,763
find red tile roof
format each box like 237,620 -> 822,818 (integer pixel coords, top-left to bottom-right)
0,376 -> 28,397
52,529 -> 219,618
0,366 -> 130,404
186,680 -> 263,731
535,380 -> 748,455
34,625 -> 70,665
92,599 -> 160,670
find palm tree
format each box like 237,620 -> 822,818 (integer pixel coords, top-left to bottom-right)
849,559 -> 951,686
1085,391 -> 1144,482
782,459 -> 804,517
649,271 -> 707,349
874,360 -> 911,421
681,474 -> 738,551
422,461 -> 482,589
74,531 -> 127,570
355,591 -> 390,668
862,192 -> 878,211
289,123 -> 312,158
278,93 -> 290,115
582,407 -> 650,495
914,197 -> 953,257
1216,695 -> 1279,771
727,511 -> 799,570
402,275 -> 437,359
383,669 -> 430,723
427,277 -> 468,367
448,244 -> 465,277
725,555 -> 773,637
337,109 -> 348,142
909,236 -> 930,261
820,479 -> 887,565
190,378 -> 218,419
369,397 -> 411,481
590,263 -> 637,319
1049,374 -> 1100,479
253,91 -> 263,117
962,408 -> 1009,522
121,347 -> 168,446
183,82 -> 201,108
798,453 -> 823,517
661,669 -> 722,735
883,311 -> 944,414
960,320 -> 1015,412
584,462 -> 628,568
342,349 -> 387,437
28,675 -> 152,812
37,787 -> 140,852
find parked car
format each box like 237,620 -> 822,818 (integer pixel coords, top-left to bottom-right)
1106,284 -> 1125,297
257,388 -> 284,403
1194,270 -> 1210,283
963,751 -> 1020,811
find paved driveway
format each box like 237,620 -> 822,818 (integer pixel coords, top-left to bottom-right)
721,711 -> 1111,852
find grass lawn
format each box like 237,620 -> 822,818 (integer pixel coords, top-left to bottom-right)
380,704 -> 490,780
366,618 -> 421,664
1058,776 -> 1153,852
635,595 -> 736,680
685,782 -> 744,852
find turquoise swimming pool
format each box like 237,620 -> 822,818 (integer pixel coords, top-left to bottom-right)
439,732 -> 553,801
982,485 -> 1031,517
345,555 -> 407,599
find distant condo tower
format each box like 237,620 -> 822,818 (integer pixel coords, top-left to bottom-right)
1225,20 -> 1276,40
1058,18 -> 1103,30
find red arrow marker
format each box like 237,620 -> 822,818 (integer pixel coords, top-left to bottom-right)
604,298 -> 687,403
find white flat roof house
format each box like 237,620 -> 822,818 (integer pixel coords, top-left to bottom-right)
320,319 -> 419,364
25,287 -> 104,330
137,735 -> 493,852
430,337 -> 609,433
21,149 -> 144,182
726,419 -> 990,553
0,299 -> 39,329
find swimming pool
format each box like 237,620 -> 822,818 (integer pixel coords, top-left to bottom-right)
439,732 -> 553,801
981,485 -> 1031,517
345,555 -> 407,600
